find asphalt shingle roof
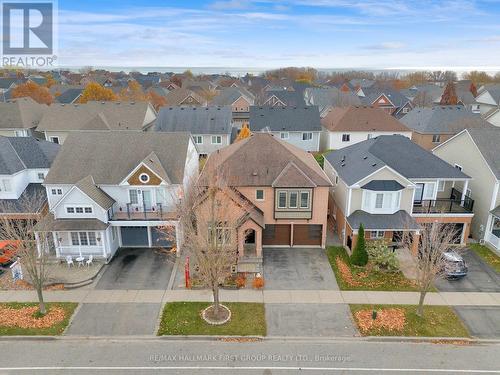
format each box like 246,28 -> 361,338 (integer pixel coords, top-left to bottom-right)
249,106 -> 321,132
0,97 -> 47,129
155,106 -> 232,135
325,135 -> 470,186
0,136 -> 60,175
347,210 -> 420,230
210,87 -> 254,106
467,127 -> 500,180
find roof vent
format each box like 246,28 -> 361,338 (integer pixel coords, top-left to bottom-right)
341,163 -> 345,167
372,163 -> 377,167
363,156 -> 367,160
252,172 -> 258,176
101,101 -> 105,104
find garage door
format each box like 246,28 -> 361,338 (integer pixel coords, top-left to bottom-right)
120,227 -> 149,247
263,224 -> 291,245
294,224 -> 322,246
151,226 -> 175,248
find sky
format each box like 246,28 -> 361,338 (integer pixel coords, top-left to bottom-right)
54,0 -> 500,70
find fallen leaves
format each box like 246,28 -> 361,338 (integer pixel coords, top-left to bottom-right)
0,274 -> 64,291
0,305 -> 66,329
336,257 -> 361,286
355,308 -> 406,333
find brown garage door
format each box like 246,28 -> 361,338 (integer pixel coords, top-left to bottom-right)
263,224 -> 291,245
294,224 -> 322,246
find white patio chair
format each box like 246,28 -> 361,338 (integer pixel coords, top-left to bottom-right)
86,255 -> 94,267
65,256 -> 74,268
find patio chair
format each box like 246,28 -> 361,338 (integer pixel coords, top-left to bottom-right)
65,256 -> 74,268
86,255 -> 93,267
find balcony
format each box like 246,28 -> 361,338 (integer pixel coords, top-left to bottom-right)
110,203 -> 177,221
413,188 -> 474,214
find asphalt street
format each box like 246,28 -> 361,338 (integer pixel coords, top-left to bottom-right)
0,338 -> 498,374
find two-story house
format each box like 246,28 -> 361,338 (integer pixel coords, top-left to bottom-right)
324,135 -> 474,252
0,136 -> 59,221
210,87 -> 255,128
0,97 -> 47,138
320,106 -> 412,150
154,106 -> 232,158
475,84 -> 500,127
36,101 -> 157,145
34,131 -> 198,261
199,133 -> 332,272
433,128 -> 500,253
164,88 -> 207,106
249,106 -> 322,152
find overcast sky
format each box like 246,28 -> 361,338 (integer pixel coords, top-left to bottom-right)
56,0 -> 500,70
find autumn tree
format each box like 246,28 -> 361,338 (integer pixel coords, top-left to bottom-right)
402,71 -> 429,87
44,74 -> 56,88
236,123 -> 251,141
12,81 -> 53,105
119,80 -> 146,102
147,90 -> 167,111
79,82 -> 117,103
469,82 -> 478,97
440,81 -> 458,105
463,71 -> 493,86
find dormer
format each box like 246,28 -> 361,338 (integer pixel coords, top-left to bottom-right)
120,152 -> 170,187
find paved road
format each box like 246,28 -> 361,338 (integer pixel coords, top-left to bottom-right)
263,247 -> 339,290
454,306 -> 500,339
436,250 -> 500,292
0,338 -> 498,374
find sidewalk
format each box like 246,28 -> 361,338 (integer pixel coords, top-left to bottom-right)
1,289 -> 499,306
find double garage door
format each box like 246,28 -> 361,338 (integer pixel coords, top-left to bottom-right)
120,226 -> 174,248
262,224 -> 322,246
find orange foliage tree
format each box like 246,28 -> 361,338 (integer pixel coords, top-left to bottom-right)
440,82 -> 458,105
118,80 -> 146,102
79,82 -> 117,103
236,123 -> 251,141
12,81 -> 53,105
147,90 -> 167,111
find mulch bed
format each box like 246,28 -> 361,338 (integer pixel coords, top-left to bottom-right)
354,308 -> 406,333
0,305 -> 66,329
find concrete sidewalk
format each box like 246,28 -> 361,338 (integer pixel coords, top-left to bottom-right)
1,289 -> 500,306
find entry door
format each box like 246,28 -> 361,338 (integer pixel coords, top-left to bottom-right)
414,183 -> 424,204
142,190 -> 152,210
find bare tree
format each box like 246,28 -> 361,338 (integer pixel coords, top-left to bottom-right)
0,191 -> 52,314
402,222 -> 459,317
175,167 -> 244,321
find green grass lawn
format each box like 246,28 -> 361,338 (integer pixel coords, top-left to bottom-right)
0,302 -> 78,336
327,246 -> 419,291
350,304 -> 470,337
469,243 -> 500,273
158,302 -> 266,336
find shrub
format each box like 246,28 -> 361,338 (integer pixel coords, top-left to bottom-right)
252,276 -> 264,289
367,240 -> 399,272
351,224 -> 368,266
236,275 -> 247,288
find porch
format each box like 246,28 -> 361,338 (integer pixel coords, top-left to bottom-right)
110,203 -> 177,221
412,188 -> 474,214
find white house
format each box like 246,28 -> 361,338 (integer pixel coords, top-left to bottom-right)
34,131 -> 198,261
476,84 -> 500,127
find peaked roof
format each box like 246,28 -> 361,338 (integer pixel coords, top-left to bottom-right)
467,127 -> 500,180
272,162 -> 316,188
321,106 -> 410,132
0,136 -> 60,175
155,106 -> 232,135
74,176 -> 115,209
164,88 -> 205,106
37,101 -> 154,132
325,135 -> 470,186
140,151 -> 171,184
0,97 -> 47,129
263,90 -> 306,107
200,133 -> 331,187
249,106 -> 322,132
44,131 -> 192,185
210,87 -> 254,106
400,105 -> 491,134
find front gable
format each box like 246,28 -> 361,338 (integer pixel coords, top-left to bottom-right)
264,95 -> 286,107
373,94 -> 394,107
126,164 -> 163,186
179,95 -> 200,105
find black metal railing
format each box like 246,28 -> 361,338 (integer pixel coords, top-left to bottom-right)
413,198 -> 473,214
450,187 -> 474,212
112,203 -> 165,220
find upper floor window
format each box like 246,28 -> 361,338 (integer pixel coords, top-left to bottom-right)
193,135 -> 203,144
342,134 -> 350,142
402,107 -> 410,114
302,132 -> 313,141
129,189 -> 138,204
371,230 -> 385,238
276,190 -> 311,210
51,188 -> 63,195
278,191 -> 287,208
37,173 -> 45,180
66,205 -> 93,214
454,164 -> 463,171
362,190 -> 401,214
300,191 -> 310,209
0,179 -> 11,192
432,134 -> 441,143
256,189 -> 264,201
280,132 -> 289,140
211,135 -> 222,144
437,180 -> 445,192
49,136 -> 60,144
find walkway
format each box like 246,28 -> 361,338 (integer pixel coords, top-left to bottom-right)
1,289 -> 500,306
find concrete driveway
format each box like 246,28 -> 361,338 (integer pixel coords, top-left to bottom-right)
66,303 -> 161,336
96,248 -> 175,290
435,249 -> 500,292
263,247 -> 338,290
265,304 -> 357,337
453,306 -> 500,339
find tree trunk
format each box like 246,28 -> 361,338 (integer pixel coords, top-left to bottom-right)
36,285 -> 46,315
416,290 -> 426,317
212,284 -> 220,317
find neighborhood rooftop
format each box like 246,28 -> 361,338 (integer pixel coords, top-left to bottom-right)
154,106 -> 232,134
0,97 -> 46,130
325,134 -> 470,185
466,127 -> 500,179
249,106 -> 322,132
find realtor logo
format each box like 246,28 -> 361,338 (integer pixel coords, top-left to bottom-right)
1,1 -> 57,67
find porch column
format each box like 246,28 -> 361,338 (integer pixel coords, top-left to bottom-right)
461,180 -> 469,206
35,232 -> 41,257
101,230 -> 107,258
147,226 -> 153,247
52,231 -> 60,257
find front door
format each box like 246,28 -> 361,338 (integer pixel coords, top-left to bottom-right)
142,190 -> 152,210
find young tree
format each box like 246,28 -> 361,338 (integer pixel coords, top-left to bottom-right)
235,123 -> 251,141
440,81 -> 458,105
79,82 -> 117,103
176,167 -> 244,322
351,224 -> 368,266
403,222 -> 458,317
0,192 -> 51,314
12,81 -> 53,105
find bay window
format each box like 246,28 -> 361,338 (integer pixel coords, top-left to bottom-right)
362,190 -> 401,214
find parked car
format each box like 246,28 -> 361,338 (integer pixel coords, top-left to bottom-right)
442,249 -> 468,279
0,241 -> 20,267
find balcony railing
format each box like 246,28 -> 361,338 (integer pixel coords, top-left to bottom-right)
111,203 -> 177,221
413,187 -> 474,214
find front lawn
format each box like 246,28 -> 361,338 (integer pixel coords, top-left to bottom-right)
350,304 -> 469,337
0,302 -> 78,335
158,302 -> 266,336
327,246 -> 418,291
469,244 -> 500,273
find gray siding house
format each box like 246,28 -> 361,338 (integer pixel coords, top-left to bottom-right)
249,106 -> 321,152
